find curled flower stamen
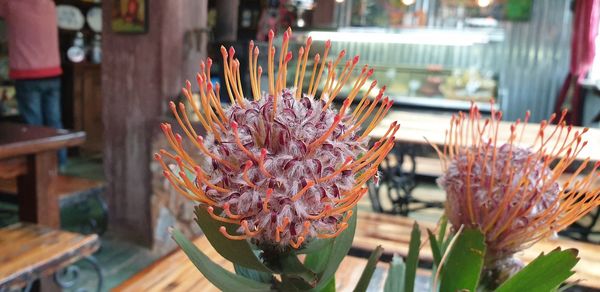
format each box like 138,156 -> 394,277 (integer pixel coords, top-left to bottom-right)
262,188 -> 273,213
291,181 -> 315,201
207,207 -> 240,224
223,203 -> 242,219
290,236 -> 305,249
219,226 -> 248,240
258,148 -> 273,178
318,222 -> 348,239
305,205 -> 332,220
242,160 -> 258,188
242,220 -> 262,236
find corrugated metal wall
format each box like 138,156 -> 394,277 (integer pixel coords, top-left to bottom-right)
330,0 -> 572,121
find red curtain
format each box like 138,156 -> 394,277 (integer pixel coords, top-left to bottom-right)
554,0 -> 600,125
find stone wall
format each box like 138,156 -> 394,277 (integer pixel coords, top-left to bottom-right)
149,123 -> 204,255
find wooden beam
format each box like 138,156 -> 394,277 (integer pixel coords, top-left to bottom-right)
101,0 -> 208,246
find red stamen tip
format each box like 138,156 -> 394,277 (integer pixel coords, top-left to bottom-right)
261,148 -> 268,156
367,68 -> 374,76
169,101 -> 176,109
228,46 -> 235,58
306,36 -> 313,45
325,40 -> 331,48
370,80 -> 377,88
186,80 -> 192,89
283,31 -> 289,41
254,46 -> 259,55
268,29 -> 274,39
231,121 -> 239,129
207,82 -> 213,91
285,51 -> 293,63
353,55 -> 359,64
249,40 -> 254,47
299,47 -> 304,56
220,46 -> 227,57
314,53 -> 320,62
245,160 -> 253,169
154,153 -> 161,160
206,57 -> 212,66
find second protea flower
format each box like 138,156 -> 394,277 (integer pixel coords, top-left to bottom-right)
156,28 -> 397,250
435,103 -> 599,287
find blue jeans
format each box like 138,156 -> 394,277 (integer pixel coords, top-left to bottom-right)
15,77 -> 67,166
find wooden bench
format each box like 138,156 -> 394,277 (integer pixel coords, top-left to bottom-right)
354,211 -> 600,290
0,223 -> 100,290
0,175 -> 108,234
115,235 -> 395,292
0,175 -> 106,202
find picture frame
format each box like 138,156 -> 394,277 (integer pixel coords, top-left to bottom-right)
111,0 -> 148,33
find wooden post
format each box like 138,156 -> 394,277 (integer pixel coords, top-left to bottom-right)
17,151 -> 59,228
102,0 -> 207,246
214,0 -> 240,41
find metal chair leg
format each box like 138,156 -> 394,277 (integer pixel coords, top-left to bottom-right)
53,255 -> 103,292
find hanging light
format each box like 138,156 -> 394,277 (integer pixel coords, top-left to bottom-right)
402,0 -> 416,5
478,0 -> 493,7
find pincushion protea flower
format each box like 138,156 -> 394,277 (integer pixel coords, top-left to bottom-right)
434,103 -> 599,260
155,28 -> 398,249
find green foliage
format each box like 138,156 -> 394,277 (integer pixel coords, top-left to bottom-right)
383,255 -> 405,292
353,246 -> 384,292
404,222 -> 421,292
194,206 -> 271,272
495,248 -> 579,292
439,228 -> 486,292
171,229 -> 273,292
427,229 -> 442,267
309,206 -> 359,291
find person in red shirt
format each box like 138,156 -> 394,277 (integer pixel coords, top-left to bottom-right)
0,0 -> 66,166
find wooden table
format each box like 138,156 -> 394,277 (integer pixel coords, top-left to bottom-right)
0,123 -> 85,228
370,110 -> 600,162
0,223 -> 100,290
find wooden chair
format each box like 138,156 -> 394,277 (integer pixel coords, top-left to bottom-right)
0,223 -> 101,291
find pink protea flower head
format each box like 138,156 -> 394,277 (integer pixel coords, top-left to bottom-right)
156,28 -> 398,249
435,103 -> 599,259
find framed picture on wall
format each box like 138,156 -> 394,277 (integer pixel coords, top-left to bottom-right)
111,0 -> 148,33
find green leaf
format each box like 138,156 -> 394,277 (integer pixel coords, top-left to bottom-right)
353,245 -> 384,292
303,240 -> 333,275
279,253 -> 318,287
171,229 -> 273,292
234,264 -> 274,283
427,229 -> 442,267
384,255 -> 405,292
439,228 -> 486,292
495,248 -> 579,292
295,238 -> 334,254
437,215 -> 448,249
194,206 -> 271,272
311,206 -> 358,291
404,222 -> 421,292
320,277 -> 336,292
